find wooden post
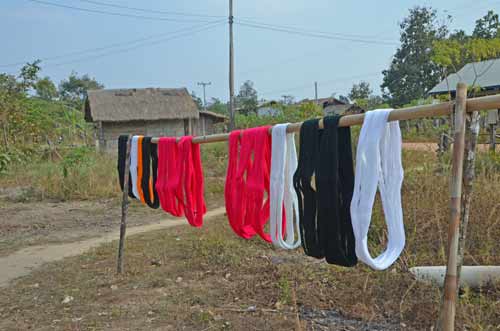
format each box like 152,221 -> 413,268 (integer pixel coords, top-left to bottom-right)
457,110 -> 480,285
440,83 -> 467,331
228,0 -> 235,131
117,135 -> 131,274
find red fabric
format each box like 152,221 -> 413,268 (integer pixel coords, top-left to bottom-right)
156,136 -> 206,226
225,126 -> 272,242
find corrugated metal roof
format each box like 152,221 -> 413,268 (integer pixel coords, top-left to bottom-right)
428,58 -> 500,95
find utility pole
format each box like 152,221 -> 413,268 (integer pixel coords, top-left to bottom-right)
228,0 -> 235,130
314,81 -> 318,105
197,81 -> 211,109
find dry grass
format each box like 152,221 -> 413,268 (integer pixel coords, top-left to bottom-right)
0,143 -> 228,203
0,151 -> 499,330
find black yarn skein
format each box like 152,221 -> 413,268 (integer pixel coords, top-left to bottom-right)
140,137 -> 160,209
293,119 -> 324,258
117,135 -> 135,199
317,115 -> 357,267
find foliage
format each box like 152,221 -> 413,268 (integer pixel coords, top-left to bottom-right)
353,95 -> 390,110
0,64 -> 94,174
381,6 -> 447,107
17,60 -> 41,92
235,102 -> 322,129
348,81 -> 372,100
35,76 -> 58,100
59,146 -> 93,178
191,91 -> 203,110
473,10 -> 500,39
281,95 -> 295,105
431,10 -> 500,95
207,97 -> 228,115
432,37 -> 500,78
236,80 -> 258,115
0,149 -> 118,201
58,71 -> 103,108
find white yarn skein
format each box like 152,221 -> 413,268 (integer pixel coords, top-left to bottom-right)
270,124 -> 301,249
129,135 -> 141,199
350,109 -> 405,270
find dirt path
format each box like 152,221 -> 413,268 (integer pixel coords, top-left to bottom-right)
0,207 -> 226,288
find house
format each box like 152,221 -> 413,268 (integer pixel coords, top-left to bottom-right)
428,58 -> 500,96
428,58 -> 500,128
299,96 -> 365,116
84,87 -> 227,152
257,101 -> 282,117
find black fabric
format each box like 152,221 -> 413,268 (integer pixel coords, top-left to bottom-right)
316,116 -> 357,266
141,137 -> 160,209
117,135 -> 135,199
293,119 -> 324,258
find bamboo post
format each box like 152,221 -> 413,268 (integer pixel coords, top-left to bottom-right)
440,83 -> 467,331
117,135 -> 131,274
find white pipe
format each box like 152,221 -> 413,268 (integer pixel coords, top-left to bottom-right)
410,266 -> 500,288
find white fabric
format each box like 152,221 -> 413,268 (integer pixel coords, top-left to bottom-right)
350,109 -> 405,270
270,124 -> 301,249
130,135 -> 140,199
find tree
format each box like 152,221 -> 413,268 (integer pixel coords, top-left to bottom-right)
16,60 -> 41,93
381,6 -> 447,106
207,97 -> 228,114
59,72 -> 103,106
281,95 -> 295,105
348,81 -> 372,100
35,77 -> 58,100
473,10 -> 499,39
191,91 -> 203,110
237,80 -> 258,115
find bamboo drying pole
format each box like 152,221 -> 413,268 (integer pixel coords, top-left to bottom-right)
149,93 -> 500,145
440,83 -> 467,331
117,135 -> 131,274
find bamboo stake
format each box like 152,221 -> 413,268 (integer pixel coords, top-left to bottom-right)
117,135 -> 131,274
440,83 -> 467,331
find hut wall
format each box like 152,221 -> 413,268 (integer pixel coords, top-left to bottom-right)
99,119 -> 187,152
194,114 -> 224,136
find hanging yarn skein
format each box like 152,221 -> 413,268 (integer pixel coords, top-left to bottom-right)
140,137 -> 160,209
350,109 -> 405,270
117,135 -> 135,199
130,135 -> 141,200
317,115 -> 357,267
225,126 -> 272,242
270,124 -> 301,249
293,119 -> 324,258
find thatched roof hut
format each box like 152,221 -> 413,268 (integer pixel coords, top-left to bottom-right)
84,88 -> 199,122
84,87 -> 226,152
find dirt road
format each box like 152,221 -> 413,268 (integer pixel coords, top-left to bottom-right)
0,207 -> 225,288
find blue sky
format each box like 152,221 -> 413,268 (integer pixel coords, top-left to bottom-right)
1,0 -> 499,102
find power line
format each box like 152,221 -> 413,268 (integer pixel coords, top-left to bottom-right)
235,21 -> 398,46
47,22 -> 225,67
259,72 -> 381,97
0,19 -> 224,68
238,18 -> 398,42
75,0 -> 225,18
237,48 -> 328,76
27,0 -> 214,23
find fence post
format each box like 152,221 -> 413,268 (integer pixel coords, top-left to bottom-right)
440,83 -> 467,330
117,135 -> 131,274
